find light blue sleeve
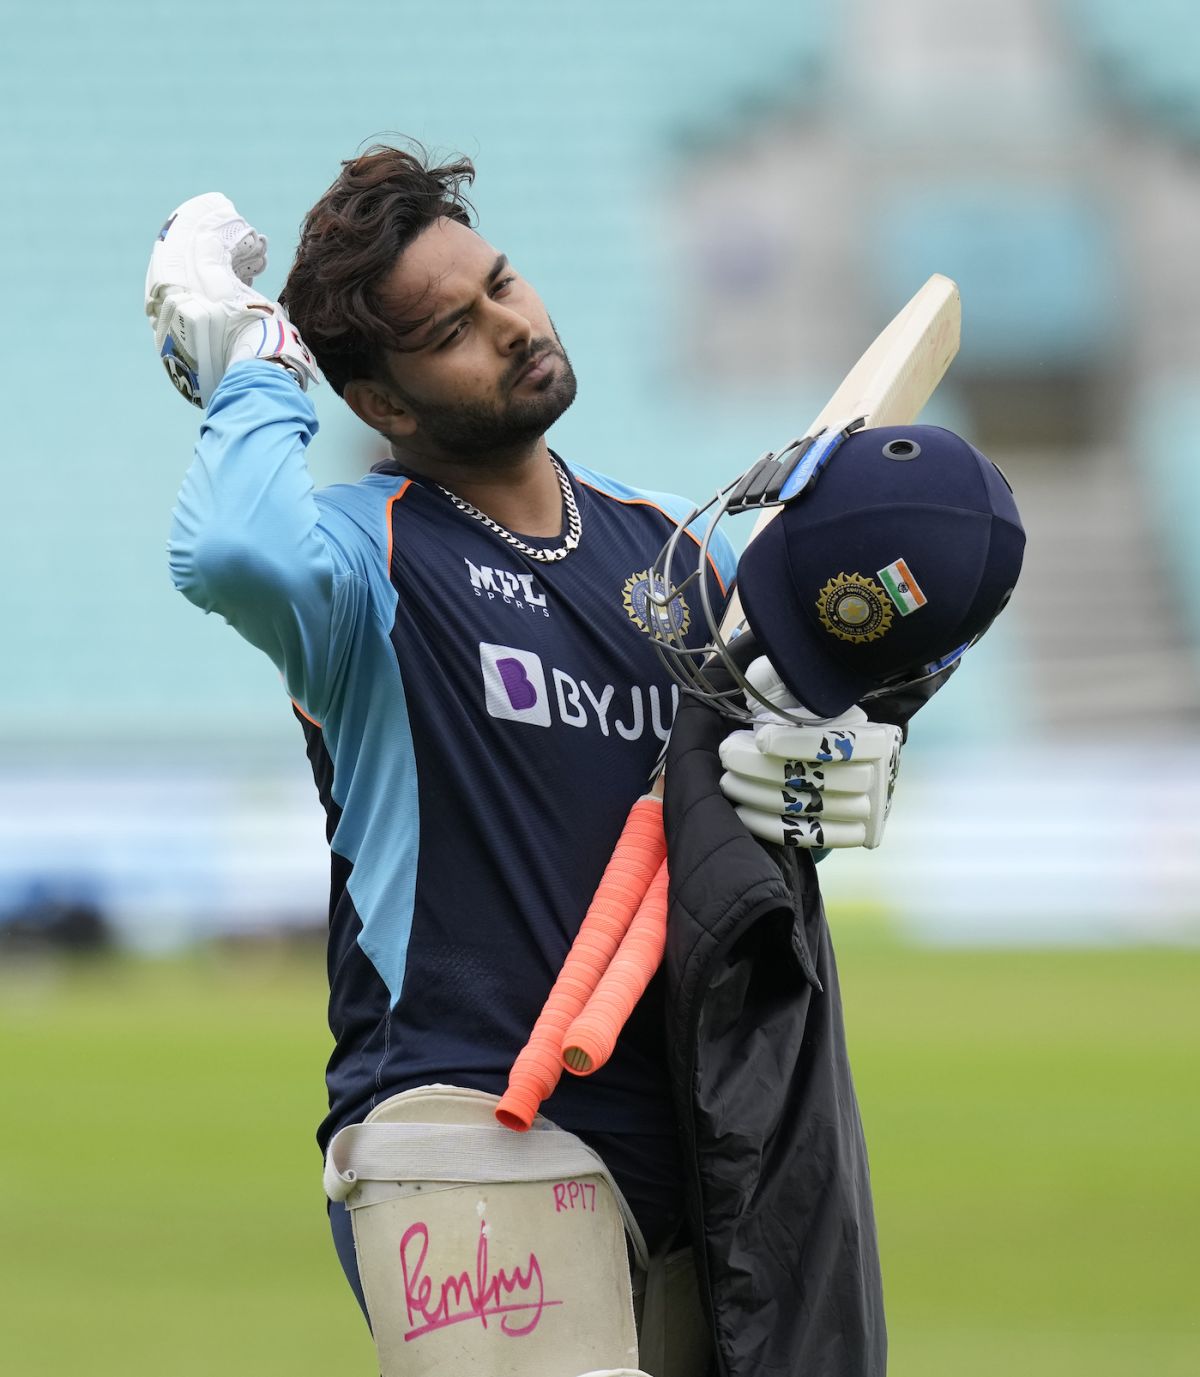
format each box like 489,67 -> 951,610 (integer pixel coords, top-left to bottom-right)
167,361 -> 384,723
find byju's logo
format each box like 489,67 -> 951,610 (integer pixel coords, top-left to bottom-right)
480,642 -> 678,741
480,644 -> 552,727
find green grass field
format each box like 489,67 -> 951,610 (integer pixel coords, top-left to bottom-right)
2,937 -> 1197,1375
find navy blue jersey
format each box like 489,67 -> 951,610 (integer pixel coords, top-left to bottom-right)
170,362 -> 735,1157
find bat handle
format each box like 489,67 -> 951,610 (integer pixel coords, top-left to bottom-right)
496,793 -> 666,1130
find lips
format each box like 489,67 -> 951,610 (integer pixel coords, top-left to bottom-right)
513,350 -> 554,387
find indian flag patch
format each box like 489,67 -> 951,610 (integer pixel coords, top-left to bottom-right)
877,558 -> 927,616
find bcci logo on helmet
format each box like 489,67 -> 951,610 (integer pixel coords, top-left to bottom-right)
622,569 -> 690,638
814,572 -> 894,644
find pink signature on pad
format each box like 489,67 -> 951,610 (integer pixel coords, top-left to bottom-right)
400,1220 -> 562,1340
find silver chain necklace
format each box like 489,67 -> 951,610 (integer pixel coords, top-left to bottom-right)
435,454 -> 582,563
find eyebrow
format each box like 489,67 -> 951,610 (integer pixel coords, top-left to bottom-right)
416,253 -> 510,349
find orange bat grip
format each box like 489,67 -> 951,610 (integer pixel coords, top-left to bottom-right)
561,855 -> 669,1076
495,794 -> 666,1131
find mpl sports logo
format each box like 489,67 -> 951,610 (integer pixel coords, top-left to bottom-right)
479,643 -> 677,741
466,560 -> 549,617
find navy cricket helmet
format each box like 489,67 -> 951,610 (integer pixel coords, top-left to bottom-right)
734,424 -> 1025,717
645,422 -> 1025,723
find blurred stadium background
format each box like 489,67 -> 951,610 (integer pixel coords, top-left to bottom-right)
2,0 -> 1197,1373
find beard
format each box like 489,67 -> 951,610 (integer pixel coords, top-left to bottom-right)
409,332 -> 578,462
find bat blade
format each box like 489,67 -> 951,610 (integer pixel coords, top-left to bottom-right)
806,272 -> 960,438
722,273 -> 960,635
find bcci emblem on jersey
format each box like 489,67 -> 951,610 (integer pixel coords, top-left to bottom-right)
622,569 -> 690,639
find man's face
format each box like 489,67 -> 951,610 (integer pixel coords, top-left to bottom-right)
377,217 -> 577,460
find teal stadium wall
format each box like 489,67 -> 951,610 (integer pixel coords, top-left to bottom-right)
2,0 -> 841,748
5,0 -> 1198,942
1,0 -> 1047,753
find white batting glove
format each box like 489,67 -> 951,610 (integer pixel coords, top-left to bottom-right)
718,657 -> 902,850
145,192 -> 318,407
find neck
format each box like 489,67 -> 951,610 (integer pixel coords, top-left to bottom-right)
390,437 -> 564,536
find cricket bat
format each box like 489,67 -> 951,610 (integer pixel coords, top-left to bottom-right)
497,275 -> 961,1125
719,273 -> 960,637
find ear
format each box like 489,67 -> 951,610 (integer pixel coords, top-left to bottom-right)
343,378 -> 419,440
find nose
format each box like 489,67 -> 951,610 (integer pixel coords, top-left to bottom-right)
490,300 -> 534,355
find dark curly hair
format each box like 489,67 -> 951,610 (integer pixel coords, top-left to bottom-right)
281,143 -> 476,396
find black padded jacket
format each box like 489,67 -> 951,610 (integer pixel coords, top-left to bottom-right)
662,681 -> 892,1377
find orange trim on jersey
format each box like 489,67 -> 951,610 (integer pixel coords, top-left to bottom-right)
576,478 -> 728,596
291,698 -> 323,729
385,478 -> 413,573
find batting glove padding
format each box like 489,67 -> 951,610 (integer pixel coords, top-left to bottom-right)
145,192 -> 318,407
719,657 -> 902,849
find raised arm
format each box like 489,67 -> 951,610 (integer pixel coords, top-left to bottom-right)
148,195 -> 370,722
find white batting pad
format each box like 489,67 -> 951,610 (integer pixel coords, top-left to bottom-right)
326,1085 -> 645,1377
